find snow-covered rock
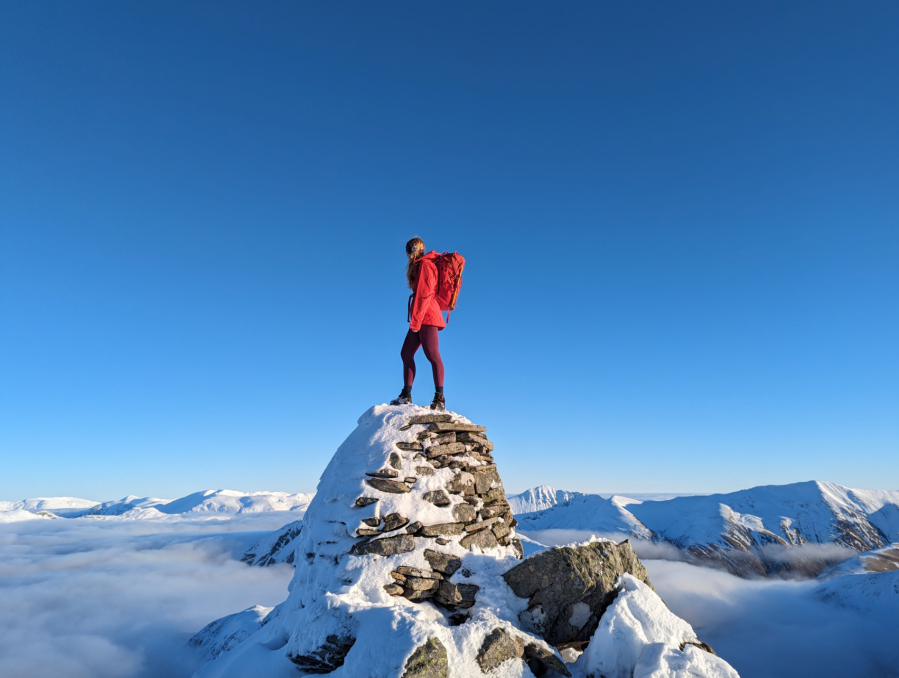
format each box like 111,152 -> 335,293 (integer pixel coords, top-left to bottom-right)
0,509 -> 53,523
240,520 -> 303,566
575,575 -> 739,678
190,405 -> 739,678
189,605 -> 274,662
507,486 -> 584,515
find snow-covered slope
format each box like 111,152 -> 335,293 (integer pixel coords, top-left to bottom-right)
0,497 -> 99,517
819,543 -> 899,578
190,405 -> 739,678
507,486 -> 584,514
516,493 -> 652,539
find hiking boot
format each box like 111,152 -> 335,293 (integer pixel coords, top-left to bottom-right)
390,393 -> 412,406
430,393 -> 446,411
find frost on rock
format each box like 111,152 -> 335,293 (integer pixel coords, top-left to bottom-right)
575,575 -> 738,678
190,405 -> 739,678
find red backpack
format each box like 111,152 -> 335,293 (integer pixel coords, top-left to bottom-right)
407,252 -> 466,323
433,251 -> 465,319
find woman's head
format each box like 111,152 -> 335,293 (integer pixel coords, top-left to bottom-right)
405,237 -> 425,288
405,237 -> 425,260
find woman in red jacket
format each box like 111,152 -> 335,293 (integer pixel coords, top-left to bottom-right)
390,237 -> 446,411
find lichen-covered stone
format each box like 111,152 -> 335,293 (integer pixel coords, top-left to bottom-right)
361,516 -> 381,527
501,539 -> 653,649
396,442 -> 423,452
419,522 -> 465,537
455,431 -> 488,444
366,478 -> 412,494
428,422 -> 487,433
384,583 -> 404,596
461,528 -> 499,551
446,471 -> 476,495
452,503 -> 477,523
475,628 -> 524,672
396,566 -> 442,580
424,490 -> 451,506
415,466 -> 435,476
353,534 -> 416,556
388,452 -> 402,469
355,496 -> 379,507
408,414 -> 454,425
424,549 -> 462,576
426,442 -> 466,459
356,527 -> 381,537
435,581 -> 479,609
402,637 -> 448,678
382,513 -> 409,532
406,521 -> 423,534
465,517 -> 500,533
492,521 -> 511,540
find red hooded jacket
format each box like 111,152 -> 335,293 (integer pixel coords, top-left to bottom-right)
409,251 -> 446,332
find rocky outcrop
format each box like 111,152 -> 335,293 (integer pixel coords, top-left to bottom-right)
401,637 -> 448,678
190,405 -> 739,678
239,520 -> 302,566
503,538 -> 653,650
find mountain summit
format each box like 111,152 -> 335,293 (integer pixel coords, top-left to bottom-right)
191,405 -> 739,677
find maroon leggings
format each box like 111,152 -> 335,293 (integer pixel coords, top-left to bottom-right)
401,325 -> 444,389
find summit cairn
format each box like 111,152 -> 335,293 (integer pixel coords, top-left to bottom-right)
190,405 -> 741,678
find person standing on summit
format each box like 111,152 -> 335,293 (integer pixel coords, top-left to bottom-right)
390,237 -> 465,411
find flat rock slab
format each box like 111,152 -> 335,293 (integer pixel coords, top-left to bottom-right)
407,414 -> 454,425
419,522 -> 465,537
366,469 -> 399,478
366,478 -> 412,494
427,422 -> 487,433
425,442 -> 466,458
355,496 -> 379,507
353,534 -> 416,556
396,442 -> 424,451
476,628 -> 524,673
402,637 -> 448,678
501,539 -> 653,649
396,566 -> 443,580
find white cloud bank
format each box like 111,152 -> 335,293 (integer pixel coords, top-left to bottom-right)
646,559 -> 899,678
0,515 -> 293,678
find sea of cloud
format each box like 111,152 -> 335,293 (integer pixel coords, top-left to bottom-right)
3,518 -> 897,678
0,515 -> 294,678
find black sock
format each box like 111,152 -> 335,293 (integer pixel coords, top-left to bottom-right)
435,386 -> 444,395
401,386 -> 412,397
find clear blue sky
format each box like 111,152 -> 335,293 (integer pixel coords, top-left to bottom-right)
1,1 -> 897,501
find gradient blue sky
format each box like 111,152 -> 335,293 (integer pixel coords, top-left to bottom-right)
1,1 -> 897,501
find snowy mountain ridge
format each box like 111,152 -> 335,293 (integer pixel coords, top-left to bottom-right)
0,489 -> 314,521
516,480 -> 899,577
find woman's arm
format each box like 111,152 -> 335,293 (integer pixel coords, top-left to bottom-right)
409,261 -> 437,332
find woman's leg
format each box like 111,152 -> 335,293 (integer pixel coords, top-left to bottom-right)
400,329 -> 422,389
418,325 -> 445,389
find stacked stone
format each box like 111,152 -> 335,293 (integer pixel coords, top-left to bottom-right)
350,412 -> 522,612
